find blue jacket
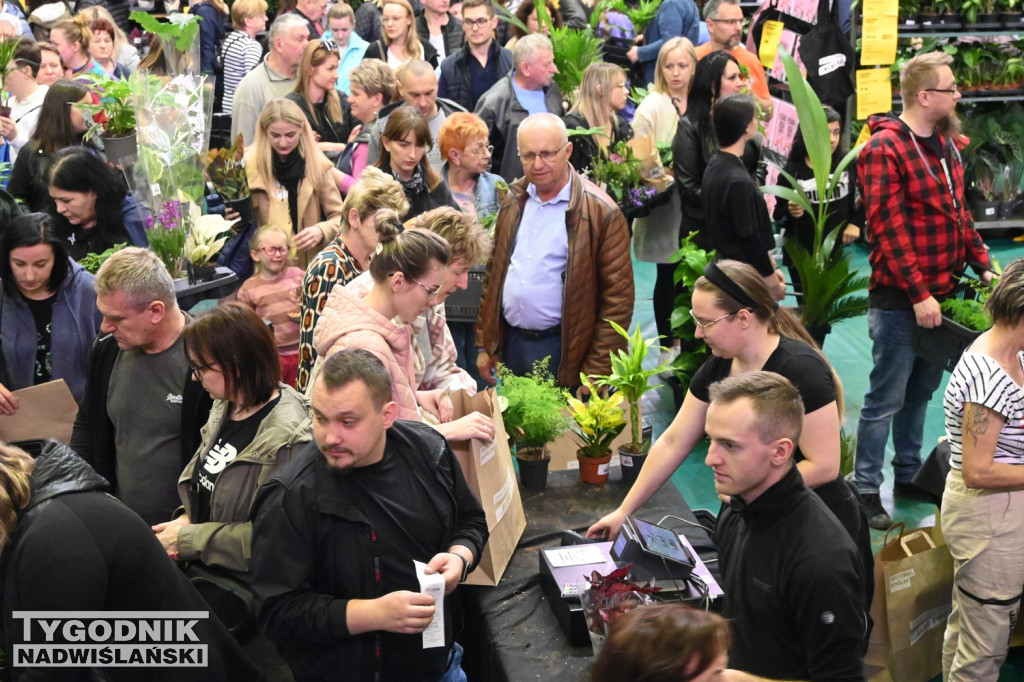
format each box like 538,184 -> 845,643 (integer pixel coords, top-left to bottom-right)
121,194 -> 150,248
192,2 -> 229,75
326,31 -> 368,95
636,0 -> 699,86
441,162 -> 503,220
437,41 -> 513,113
0,259 -> 101,403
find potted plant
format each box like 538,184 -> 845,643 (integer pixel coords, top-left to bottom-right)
762,51 -> 869,348
498,358 -> 572,490
667,233 -> 715,405
184,211 -> 233,283
565,374 -> 626,485
917,270 -> 1000,371
76,73 -> 144,166
597,321 -> 671,486
206,133 -> 254,226
0,37 -> 21,117
579,565 -> 659,655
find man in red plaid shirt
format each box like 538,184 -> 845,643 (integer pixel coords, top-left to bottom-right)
852,52 -> 994,530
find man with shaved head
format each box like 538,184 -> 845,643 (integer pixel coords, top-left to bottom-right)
475,113 -> 634,389
365,59 -> 466,171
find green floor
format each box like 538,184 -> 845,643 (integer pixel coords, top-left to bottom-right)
632,233 -> 1024,681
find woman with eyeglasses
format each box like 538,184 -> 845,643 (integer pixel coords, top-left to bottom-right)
363,0 -> 439,70
312,215 -> 450,420
287,40 -> 354,164
153,303 -> 311,617
587,260 -> 872,614
246,98 -> 345,266
375,105 -> 459,221
562,61 -> 633,176
0,212 -> 102,415
438,112 -> 504,223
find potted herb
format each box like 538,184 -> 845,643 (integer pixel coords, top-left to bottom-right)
917,271 -> 1000,372
76,73 -> 146,167
498,358 -> 572,490
206,133 -> 254,226
761,51 -> 869,348
596,321 -> 670,485
579,565 -> 659,655
565,374 -> 626,485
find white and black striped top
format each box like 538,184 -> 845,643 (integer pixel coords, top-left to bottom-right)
944,350 -> 1024,470
220,31 -> 264,115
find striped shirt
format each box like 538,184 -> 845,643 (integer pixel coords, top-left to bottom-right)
237,267 -> 304,353
944,350 -> 1024,470
220,31 -> 264,115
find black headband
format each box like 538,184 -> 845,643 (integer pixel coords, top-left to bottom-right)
703,261 -> 774,311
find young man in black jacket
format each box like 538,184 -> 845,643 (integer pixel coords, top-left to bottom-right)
707,372 -> 868,682
251,349 -> 488,682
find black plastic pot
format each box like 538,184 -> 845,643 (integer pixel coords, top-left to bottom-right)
1001,11 -> 1022,27
103,132 -> 137,168
916,12 -> 939,29
516,454 -> 550,490
227,195 -> 255,228
970,12 -> 1002,29
915,316 -> 983,373
618,447 -> 646,487
970,199 -> 999,221
998,200 -> 1015,220
940,13 -> 961,28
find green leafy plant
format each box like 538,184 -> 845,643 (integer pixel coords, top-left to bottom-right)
79,242 -> 128,274
591,0 -> 663,33
130,11 -> 200,54
669,233 -> 715,389
206,133 -> 250,201
0,37 -> 20,107
565,375 -> 627,458
762,50 -> 869,330
549,26 -> 606,107
941,297 -> 992,331
498,358 -> 572,452
76,73 -> 143,140
596,321 -> 670,454
589,139 -> 643,204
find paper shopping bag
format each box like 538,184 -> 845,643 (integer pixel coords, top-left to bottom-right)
448,388 -> 526,586
865,523 -> 953,682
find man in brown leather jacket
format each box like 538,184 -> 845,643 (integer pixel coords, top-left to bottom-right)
475,113 -> 634,388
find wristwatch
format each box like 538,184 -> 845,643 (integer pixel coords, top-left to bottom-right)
451,552 -> 470,582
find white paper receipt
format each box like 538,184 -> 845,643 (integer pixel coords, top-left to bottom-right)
546,545 -> 606,568
414,560 -> 446,649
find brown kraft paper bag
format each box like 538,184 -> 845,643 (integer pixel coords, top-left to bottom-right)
865,523 -> 953,682
448,388 -> 526,586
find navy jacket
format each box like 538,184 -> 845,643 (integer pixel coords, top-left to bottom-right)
437,41 -> 513,112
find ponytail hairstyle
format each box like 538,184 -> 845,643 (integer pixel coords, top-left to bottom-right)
53,15 -> 92,55
368,214 -> 450,284
694,259 -> 845,415
0,443 -> 37,550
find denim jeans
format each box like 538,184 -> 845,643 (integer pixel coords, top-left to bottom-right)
438,642 -> 466,682
853,307 -> 946,493
502,325 -> 562,380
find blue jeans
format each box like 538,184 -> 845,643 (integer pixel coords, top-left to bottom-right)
438,642 -> 466,682
853,307 -> 946,493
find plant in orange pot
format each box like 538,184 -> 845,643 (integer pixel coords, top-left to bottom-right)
566,374 -> 626,485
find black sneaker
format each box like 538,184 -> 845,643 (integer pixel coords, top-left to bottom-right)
860,492 -> 893,530
893,481 -> 935,503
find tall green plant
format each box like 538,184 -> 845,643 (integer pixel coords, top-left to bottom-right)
761,50 -> 868,329
0,37 -> 20,106
668,233 -> 714,389
597,322 -> 670,453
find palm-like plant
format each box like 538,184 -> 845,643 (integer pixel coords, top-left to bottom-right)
0,37 -> 22,109
761,50 -> 868,331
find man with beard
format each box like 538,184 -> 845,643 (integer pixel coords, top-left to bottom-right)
250,349 -> 488,681
852,51 -> 993,530
694,0 -> 771,114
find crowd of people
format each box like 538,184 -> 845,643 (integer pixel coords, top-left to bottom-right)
0,0 -> 1017,680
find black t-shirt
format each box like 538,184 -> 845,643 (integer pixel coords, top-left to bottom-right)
346,445 -> 449,681
702,151 -> 776,276
689,336 -> 836,463
191,396 -> 279,523
22,293 -> 55,385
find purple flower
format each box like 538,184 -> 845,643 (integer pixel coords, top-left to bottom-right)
627,186 -> 656,207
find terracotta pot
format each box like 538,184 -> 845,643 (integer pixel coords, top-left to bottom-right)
577,452 -> 612,485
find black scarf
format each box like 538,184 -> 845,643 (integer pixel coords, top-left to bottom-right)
273,149 -> 306,233
395,164 -> 426,198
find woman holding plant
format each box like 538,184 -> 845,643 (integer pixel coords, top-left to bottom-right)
563,62 -> 633,176
587,260 -> 872,611
47,146 -> 148,261
246,98 -> 344,267
632,36 -> 697,368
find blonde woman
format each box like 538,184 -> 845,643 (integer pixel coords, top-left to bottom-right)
363,0 -> 439,69
286,40 -> 353,161
77,5 -> 140,71
50,15 -> 106,82
632,36 -> 697,366
245,98 -> 344,267
562,61 -> 633,175
337,58 -> 398,194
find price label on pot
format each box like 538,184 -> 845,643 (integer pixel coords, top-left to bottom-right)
598,463 -> 609,476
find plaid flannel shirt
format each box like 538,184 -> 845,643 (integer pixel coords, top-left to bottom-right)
858,113 -> 990,305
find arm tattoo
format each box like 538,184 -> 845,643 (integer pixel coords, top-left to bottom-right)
964,403 -> 990,449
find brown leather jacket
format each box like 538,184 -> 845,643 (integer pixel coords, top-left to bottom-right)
476,166 -> 634,386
